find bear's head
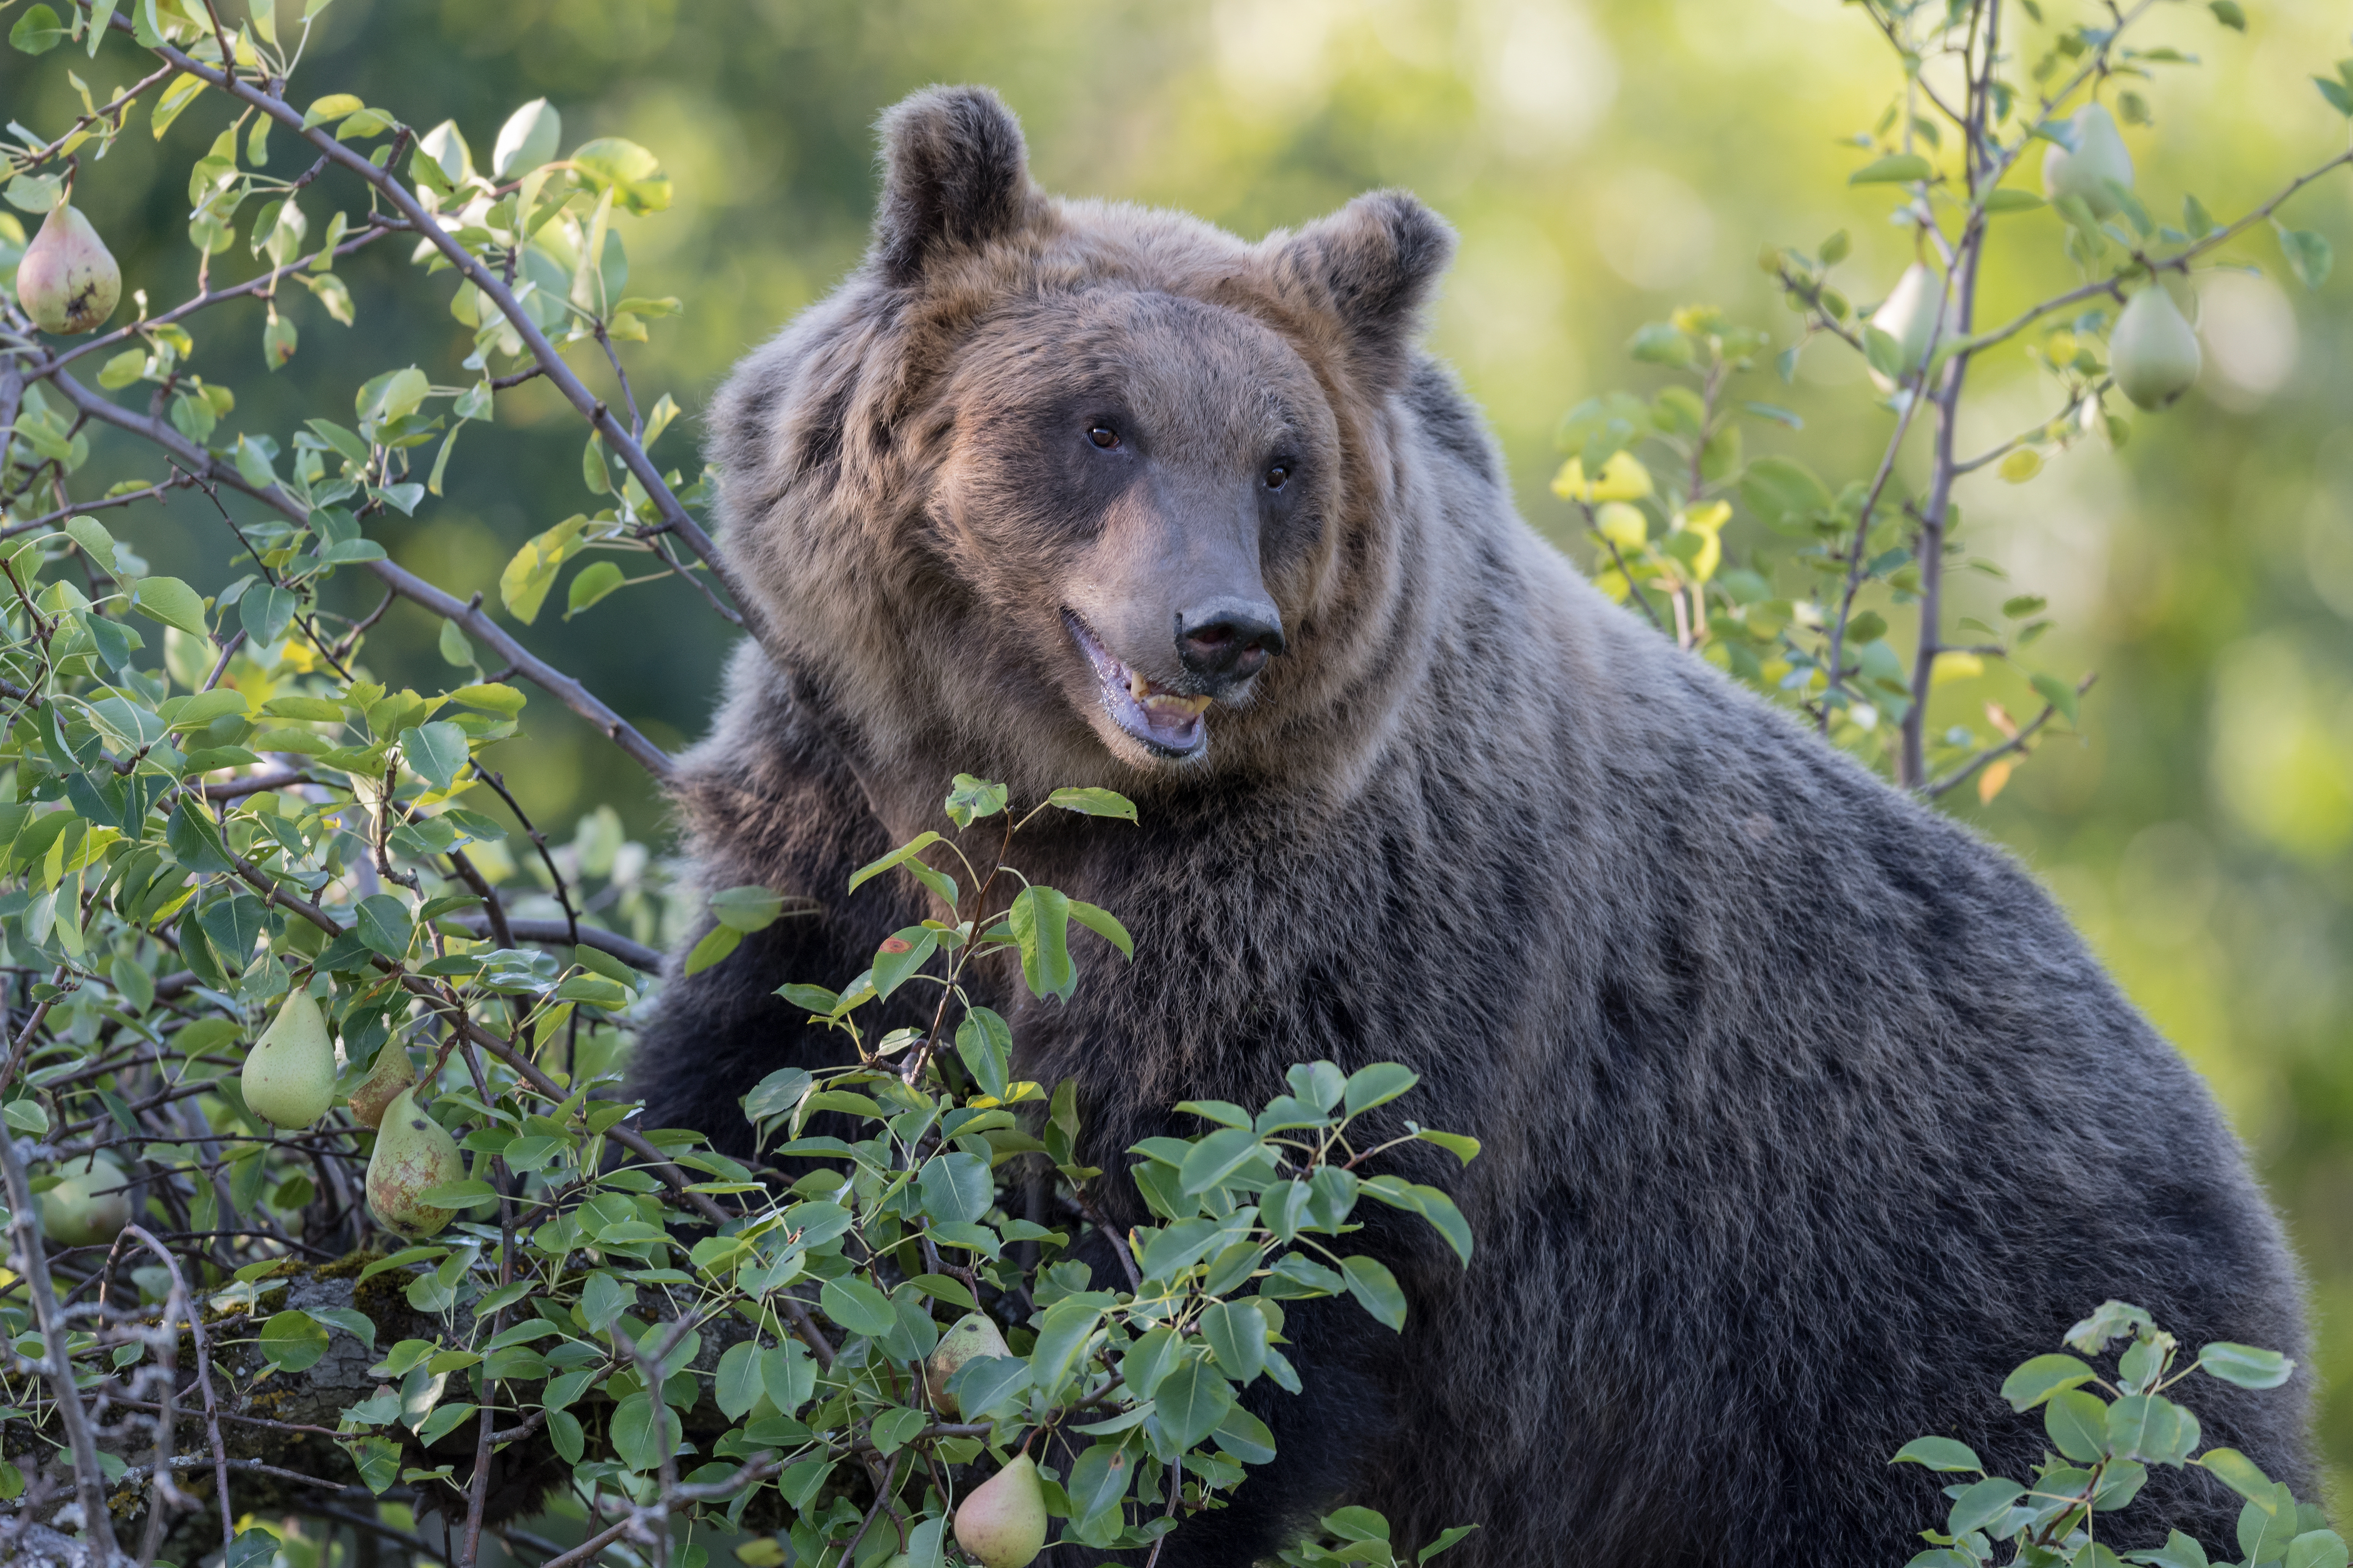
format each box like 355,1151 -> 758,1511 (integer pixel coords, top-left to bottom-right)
713,86 -> 1464,796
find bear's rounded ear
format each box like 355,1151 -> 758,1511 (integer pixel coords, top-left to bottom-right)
1271,190 -> 1456,391
871,85 -> 1035,288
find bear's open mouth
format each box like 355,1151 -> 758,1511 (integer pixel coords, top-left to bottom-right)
1064,612 -> 1212,759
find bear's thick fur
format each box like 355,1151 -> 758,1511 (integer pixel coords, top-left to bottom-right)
633,86 -> 2311,1565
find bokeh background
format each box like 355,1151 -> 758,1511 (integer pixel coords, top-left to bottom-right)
9,0 -> 2352,1509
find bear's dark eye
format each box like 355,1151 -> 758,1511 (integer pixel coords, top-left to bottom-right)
1087,425 -> 1120,450
1265,461 -> 1291,490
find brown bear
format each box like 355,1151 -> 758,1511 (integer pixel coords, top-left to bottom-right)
633,86 -> 2312,1566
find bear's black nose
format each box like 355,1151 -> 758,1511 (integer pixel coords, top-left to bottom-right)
1177,600 -> 1285,683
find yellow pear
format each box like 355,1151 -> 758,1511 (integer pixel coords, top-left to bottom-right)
365,1088 -> 464,1238
242,990 -> 337,1129
2042,103 -> 2133,218
347,1042 -> 416,1129
40,1153 -> 130,1248
925,1312 -> 1011,1416
15,202 -> 121,333
1866,262 -> 1944,393
2109,285 -> 2202,410
954,1454 -> 1048,1568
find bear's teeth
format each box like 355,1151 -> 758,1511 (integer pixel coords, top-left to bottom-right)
1128,670 -> 1152,701
1140,694 -> 1212,717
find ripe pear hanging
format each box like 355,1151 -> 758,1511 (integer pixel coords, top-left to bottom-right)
925,1311 -> 1011,1416
365,1087 -> 464,1238
954,1454 -> 1048,1568
2042,103 -> 2134,218
15,202 -> 121,333
347,1041 -> 416,1129
242,990 -> 338,1129
2109,284 -> 2202,410
40,1153 -> 130,1248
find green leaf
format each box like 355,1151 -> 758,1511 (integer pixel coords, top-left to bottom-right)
1340,1255 -> 1407,1330
871,926 -> 940,999
2285,1532 -> 2350,1568
2001,1352 -> 2095,1411
2196,1446 -> 2276,1502
1153,1355 -> 1235,1450
2281,228 -> 2333,291
609,1392 -> 678,1473
1850,152 -> 1933,185
714,1341 -> 763,1421
2209,0 -> 2246,28
946,1355 -> 1030,1419
259,1310 -> 331,1372
817,1275 -> 896,1338
1889,1437 -> 1983,1473
1628,323 -> 1694,367
956,1008 -> 1013,1101
1064,1440 -> 1136,1524
2199,1342 -> 2295,1390
683,923 -> 742,977
1946,1477 -> 2025,1537
8,5 -> 67,54
1343,1062 -> 1418,1116
1413,1128 -> 1481,1166
1009,884 -> 1075,1001
908,1272 -> 978,1309
709,884 -> 786,933
1419,1525 -> 1480,1564
343,1435 -> 402,1495
448,682 -> 526,717
1178,1126 -> 1266,1196
1983,188 -> 2046,213
1211,1402 -> 1277,1465
1029,1298 -> 1105,1392
565,560 -> 626,617
2242,1483 -> 2301,1564
570,138 -> 673,214
239,584 -> 297,649
917,1151 -> 991,1224
2028,672 -> 2080,726
1739,456 -> 1832,535
353,893 -> 414,959
415,1402 -> 478,1448
130,577 -> 211,640
2107,1392 -> 2200,1465
1047,785 -> 1137,822
1199,1299 -> 1266,1384
1068,899 -> 1133,959
1325,1507 -> 1390,1542
2044,1387 -> 2111,1463
2137,1529 -> 2215,1568
2317,76 -> 2353,116
847,831 -> 944,894
308,1307 -> 378,1353
498,517 -> 588,625
944,774 -> 1010,829
400,721 -> 468,793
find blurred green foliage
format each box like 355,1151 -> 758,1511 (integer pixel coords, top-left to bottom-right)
8,0 -> 2350,1505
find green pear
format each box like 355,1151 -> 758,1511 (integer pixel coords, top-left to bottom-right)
40,1153 -> 130,1248
954,1454 -> 1047,1568
15,202 -> 121,334
365,1088 -> 464,1238
347,1041 -> 416,1130
1866,262 -> 1944,393
2109,284 -> 2201,410
242,990 -> 338,1129
925,1312 -> 1011,1415
2042,103 -> 2133,218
